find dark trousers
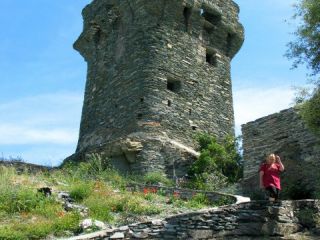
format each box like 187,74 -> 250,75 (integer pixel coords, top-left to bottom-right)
265,186 -> 280,200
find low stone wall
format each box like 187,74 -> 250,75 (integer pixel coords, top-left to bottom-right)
241,108 -> 320,199
66,200 -> 320,240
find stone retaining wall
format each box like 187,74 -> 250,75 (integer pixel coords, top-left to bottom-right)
66,200 -> 320,240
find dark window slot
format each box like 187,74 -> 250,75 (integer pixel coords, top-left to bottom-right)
206,49 -> 217,66
167,78 -> 182,93
202,10 -> 221,26
183,7 -> 192,32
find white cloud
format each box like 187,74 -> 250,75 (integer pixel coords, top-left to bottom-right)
233,87 -> 295,135
0,124 -> 77,145
0,92 -> 82,145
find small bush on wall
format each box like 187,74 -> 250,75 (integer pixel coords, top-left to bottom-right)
188,133 -> 243,190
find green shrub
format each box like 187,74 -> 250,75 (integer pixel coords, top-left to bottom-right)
0,185 -> 52,214
69,182 -> 93,202
143,171 -> 173,186
85,196 -> 114,222
186,193 -> 210,209
212,195 -> 235,206
62,154 -> 127,189
52,212 -> 81,235
63,153 -> 112,179
188,134 -> 243,190
101,168 -> 127,188
0,226 -> 25,240
298,86 -> 320,136
122,195 -> 161,214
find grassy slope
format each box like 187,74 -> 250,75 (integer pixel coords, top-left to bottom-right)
0,158 -> 227,240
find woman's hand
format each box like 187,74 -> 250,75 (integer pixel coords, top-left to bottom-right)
276,155 -> 285,171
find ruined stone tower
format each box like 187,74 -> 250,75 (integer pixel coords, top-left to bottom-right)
70,0 -> 244,175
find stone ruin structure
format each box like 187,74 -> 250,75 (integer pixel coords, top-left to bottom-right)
241,108 -> 320,199
67,0 -> 244,175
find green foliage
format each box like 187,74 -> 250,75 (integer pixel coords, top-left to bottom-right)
84,195 -> 114,222
298,88 -> 320,136
0,184 -> 52,214
52,212 -> 81,235
0,156 -> 237,239
69,182 -> 93,202
0,212 -> 81,240
186,193 -> 210,208
188,134 -> 243,190
142,171 -> 173,186
212,195 -> 235,206
187,171 -> 228,191
0,168 -> 81,239
286,0 -> 320,135
286,0 -> 320,76
64,153 -> 112,179
297,209 -> 320,228
63,154 -> 127,189
84,190 -> 160,222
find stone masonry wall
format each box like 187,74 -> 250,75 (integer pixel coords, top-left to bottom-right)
67,0 -> 244,175
68,200 -> 320,239
241,108 -> 320,199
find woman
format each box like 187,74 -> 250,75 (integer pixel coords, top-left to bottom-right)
259,153 -> 285,201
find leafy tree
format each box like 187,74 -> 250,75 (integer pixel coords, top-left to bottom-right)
286,0 -> 320,76
188,133 -> 243,190
298,88 -> 320,136
286,0 -> 320,135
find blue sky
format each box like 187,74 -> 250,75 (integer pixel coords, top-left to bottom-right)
0,0 -> 307,166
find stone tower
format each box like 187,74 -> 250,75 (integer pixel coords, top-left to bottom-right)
70,0 -> 244,175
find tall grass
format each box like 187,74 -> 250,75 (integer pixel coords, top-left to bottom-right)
0,155 -> 230,239
0,166 -> 81,239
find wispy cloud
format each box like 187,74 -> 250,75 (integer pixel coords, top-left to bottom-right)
0,125 -> 77,145
233,87 -> 295,135
0,92 -> 82,145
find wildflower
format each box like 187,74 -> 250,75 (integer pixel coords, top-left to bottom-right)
173,190 -> 180,199
143,188 -> 149,195
57,211 -> 65,218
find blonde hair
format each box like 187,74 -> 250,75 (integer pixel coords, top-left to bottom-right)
266,153 -> 276,163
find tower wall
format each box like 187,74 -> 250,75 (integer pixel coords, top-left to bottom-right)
69,0 -> 244,175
